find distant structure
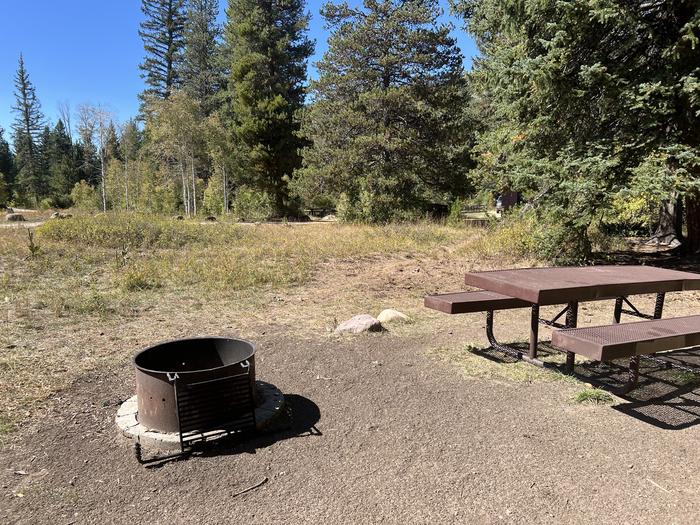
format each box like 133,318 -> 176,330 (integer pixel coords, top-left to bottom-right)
496,191 -> 520,213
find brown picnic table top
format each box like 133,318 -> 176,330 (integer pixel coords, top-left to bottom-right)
464,265 -> 700,305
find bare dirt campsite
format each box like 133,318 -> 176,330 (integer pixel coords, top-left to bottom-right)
1,215 -> 699,524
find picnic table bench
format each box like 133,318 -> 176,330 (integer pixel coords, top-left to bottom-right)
425,265 -> 700,391
305,207 -> 336,218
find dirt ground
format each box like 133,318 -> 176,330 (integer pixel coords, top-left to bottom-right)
1,247 -> 700,524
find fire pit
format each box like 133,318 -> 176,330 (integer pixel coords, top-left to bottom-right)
115,337 -> 287,457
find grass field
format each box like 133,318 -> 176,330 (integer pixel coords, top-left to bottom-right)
0,213 -> 540,437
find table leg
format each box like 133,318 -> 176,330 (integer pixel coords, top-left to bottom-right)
564,301 -> 578,372
613,297 -> 623,324
529,304 -> 540,359
653,292 -> 665,319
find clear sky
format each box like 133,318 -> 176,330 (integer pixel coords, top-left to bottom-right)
0,1 -> 477,138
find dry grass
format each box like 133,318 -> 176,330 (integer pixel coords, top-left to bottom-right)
1,213 -> 498,436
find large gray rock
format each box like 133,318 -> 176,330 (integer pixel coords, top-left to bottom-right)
335,314 -> 383,334
5,213 -> 25,222
377,309 -> 410,324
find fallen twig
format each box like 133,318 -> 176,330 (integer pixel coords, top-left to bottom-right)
232,477 -> 268,498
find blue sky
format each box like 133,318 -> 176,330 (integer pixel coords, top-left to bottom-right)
0,1 -> 477,137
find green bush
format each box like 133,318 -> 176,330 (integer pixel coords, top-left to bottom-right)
70,180 -> 100,211
232,187 -> 273,222
336,193 -> 356,222
37,212 -> 245,249
203,173 -> 226,216
447,198 -> 466,225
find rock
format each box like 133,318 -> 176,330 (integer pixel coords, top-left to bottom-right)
5,213 -> 25,222
335,314 -> 383,334
50,212 -> 72,220
377,308 -> 410,324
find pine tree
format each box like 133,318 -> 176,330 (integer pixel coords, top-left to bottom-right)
454,0 -> 700,256
0,127 -> 15,194
139,0 -> 187,105
47,120 -> 79,205
183,0 -> 225,116
224,0 -> 314,214
120,120 -> 143,210
11,54 -> 46,205
294,0 -> 471,221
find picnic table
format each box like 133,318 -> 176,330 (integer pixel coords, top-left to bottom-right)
426,265 -> 700,390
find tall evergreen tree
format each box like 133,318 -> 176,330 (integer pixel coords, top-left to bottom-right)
47,120 -> 79,204
183,0 -> 225,116
139,0 -> 188,105
11,54 -> 46,204
0,127 -> 15,192
295,0 -> 471,221
224,0 -> 314,214
454,0 -> 700,256
120,119 -> 143,210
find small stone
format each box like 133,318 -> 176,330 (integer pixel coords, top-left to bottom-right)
335,314 -> 383,334
377,309 -> 410,324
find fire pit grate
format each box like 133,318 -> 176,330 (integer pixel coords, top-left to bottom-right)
132,337 -> 259,459
173,363 -> 256,450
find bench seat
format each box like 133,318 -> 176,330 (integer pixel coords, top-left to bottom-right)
424,291 -> 530,314
551,315 -> 700,361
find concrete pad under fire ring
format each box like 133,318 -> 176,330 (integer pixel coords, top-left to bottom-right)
115,380 -> 286,451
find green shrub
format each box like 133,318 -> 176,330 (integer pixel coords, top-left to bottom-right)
70,180 -> 100,211
447,198 -> 466,225
119,265 -> 163,292
38,198 -> 54,210
336,193 -> 356,222
203,173 -> 226,216
37,213 -> 246,249
232,187 -> 273,222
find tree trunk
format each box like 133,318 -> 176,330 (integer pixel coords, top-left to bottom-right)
222,163 -> 229,214
180,161 -> 189,216
685,191 -> 700,254
647,198 -> 682,248
191,154 -> 197,216
124,159 -> 129,211
100,152 -> 107,212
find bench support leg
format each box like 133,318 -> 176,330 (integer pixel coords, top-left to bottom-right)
485,310 -> 545,366
529,304 -> 540,360
621,356 -> 641,394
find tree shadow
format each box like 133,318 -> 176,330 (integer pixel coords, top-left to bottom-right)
473,343 -> 700,430
139,394 -> 321,468
594,247 -> 700,273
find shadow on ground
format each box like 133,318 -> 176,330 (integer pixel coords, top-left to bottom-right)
473,343 -> 700,431
138,394 -> 322,468
595,247 -> 700,273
